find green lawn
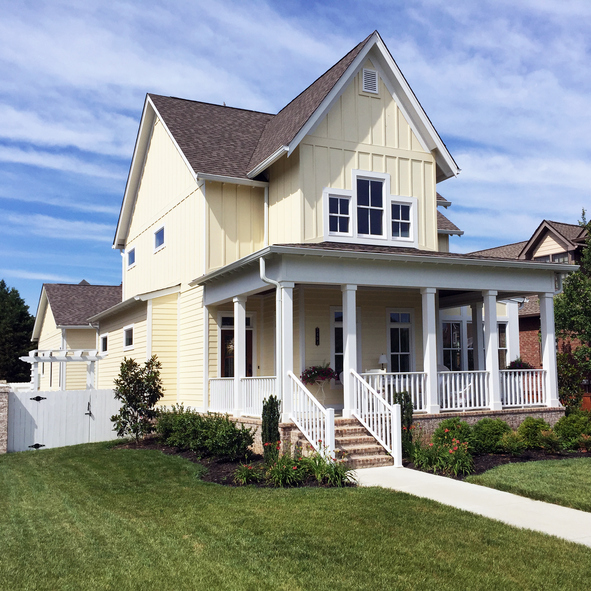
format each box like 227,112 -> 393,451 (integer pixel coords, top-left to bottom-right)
2,444 -> 591,591
467,457 -> 591,512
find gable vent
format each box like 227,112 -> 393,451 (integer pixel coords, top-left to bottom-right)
362,68 -> 379,94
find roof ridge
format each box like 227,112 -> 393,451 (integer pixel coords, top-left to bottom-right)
148,93 -> 274,117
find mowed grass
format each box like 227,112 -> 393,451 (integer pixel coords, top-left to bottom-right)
467,457 -> 591,513
2,444 -> 591,591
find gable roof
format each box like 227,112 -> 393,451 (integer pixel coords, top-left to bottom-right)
437,210 -> 463,235
32,282 -> 122,340
519,220 -> 587,260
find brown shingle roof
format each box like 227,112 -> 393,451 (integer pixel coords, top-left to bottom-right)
149,95 -> 273,179
44,283 -> 122,326
247,34 -> 373,172
470,241 -> 528,259
546,220 -> 587,243
518,295 -> 540,317
437,210 -> 462,234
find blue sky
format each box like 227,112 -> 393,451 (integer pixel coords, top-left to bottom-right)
1,0 -> 590,312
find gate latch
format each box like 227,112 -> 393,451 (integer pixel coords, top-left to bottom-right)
85,401 -> 92,417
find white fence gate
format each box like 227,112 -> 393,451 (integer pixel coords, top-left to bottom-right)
7,389 -> 121,453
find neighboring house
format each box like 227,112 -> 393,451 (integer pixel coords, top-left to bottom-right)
29,32 -> 573,456
472,220 -> 588,368
31,281 -> 121,389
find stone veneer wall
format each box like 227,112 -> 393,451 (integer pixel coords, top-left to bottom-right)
0,382 -> 10,454
232,416 -> 305,456
413,407 -> 565,442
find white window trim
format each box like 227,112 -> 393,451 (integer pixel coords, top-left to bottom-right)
100,333 -> 109,356
322,170 -> 418,248
216,311 -> 257,378
153,225 -> 166,253
127,248 -> 136,270
123,324 -> 134,351
386,308 -> 415,373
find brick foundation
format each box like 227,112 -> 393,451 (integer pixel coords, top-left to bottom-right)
0,382 -> 10,454
413,407 -> 564,441
231,416 -> 304,455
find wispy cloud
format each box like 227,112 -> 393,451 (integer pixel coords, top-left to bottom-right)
0,269 -> 79,282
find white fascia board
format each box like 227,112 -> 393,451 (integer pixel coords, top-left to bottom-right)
31,288 -> 48,341
197,172 -> 268,188
438,229 -> 464,236
247,146 -> 289,178
134,283 -> 181,301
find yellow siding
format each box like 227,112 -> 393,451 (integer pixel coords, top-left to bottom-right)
124,117 -> 201,299
152,293 -> 178,405
534,234 -> 565,258
64,328 -> 97,390
96,304 -> 147,390
206,181 -> 265,272
36,303 -> 62,390
178,286 -> 204,408
268,59 -> 438,250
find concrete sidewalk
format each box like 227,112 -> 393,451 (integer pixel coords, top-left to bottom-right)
354,466 -> 591,548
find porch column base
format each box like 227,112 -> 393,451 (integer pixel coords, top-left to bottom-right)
425,403 -> 440,414
342,408 -> 353,419
489,401 -> 503,411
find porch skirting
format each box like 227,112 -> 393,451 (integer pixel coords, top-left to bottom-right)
413,407 -> 565,442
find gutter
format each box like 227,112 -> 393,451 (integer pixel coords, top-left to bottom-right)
247,146 -> 289,179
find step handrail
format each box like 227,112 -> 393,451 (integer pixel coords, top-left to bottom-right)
350,369 -> 402,467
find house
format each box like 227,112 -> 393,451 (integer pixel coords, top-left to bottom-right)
28,31 -> 572,460
30,281 -> 121,390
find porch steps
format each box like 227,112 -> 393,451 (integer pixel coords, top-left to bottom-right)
334,418 -> 393,469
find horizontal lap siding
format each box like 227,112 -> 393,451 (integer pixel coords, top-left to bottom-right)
534,234 -> 565,258
64,329 -> 97,390
152,293 -> 178,406
178,286 -> 204,408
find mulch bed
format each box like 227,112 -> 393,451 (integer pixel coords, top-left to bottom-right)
117,436 -> 590,485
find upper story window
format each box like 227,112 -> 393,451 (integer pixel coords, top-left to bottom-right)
154,226 -> 165,252
100,334 -> 108,354
324,170 -> 417,247
123,325 -> 134,351
552,253 -> 569,263
127,248 -> 136,268
534,255 -> 550,262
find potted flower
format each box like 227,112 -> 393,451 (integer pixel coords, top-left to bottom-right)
507,357 -> 534,370
300,363 -> 339,385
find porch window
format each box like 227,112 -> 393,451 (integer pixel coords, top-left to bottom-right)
467,322 -> 485,371
333,310 -> 344,377
498,323 -> 508,369
219,314 -> 253,378
388,311 -> 412,372
328,195 -> 351,234
442,322 -> 461,371
357,178 -> 383,236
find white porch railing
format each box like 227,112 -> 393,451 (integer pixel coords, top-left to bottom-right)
500,369 -> 546,407
361,371 -> 427,412
208,378 -> 234,413
242,377 -> 278,416
351,370 -> 402,467
438,370 -> 489,411
287,371 -> 335,457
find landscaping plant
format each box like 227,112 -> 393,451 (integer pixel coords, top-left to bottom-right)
517,417 -> 550,449
432,417 -> 472,449
553,411 -> 591,449
470,418 -> 512,454
412,437 -> 473,477
500,431 -> 526,456
261,395 -> 281,464
539,430 -> 562,454
111,355 -> 164,442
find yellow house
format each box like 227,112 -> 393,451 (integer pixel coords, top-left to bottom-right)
86,31 -> 570,461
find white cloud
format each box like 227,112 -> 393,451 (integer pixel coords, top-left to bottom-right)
0,268 -> 78,282
0,190 -> 120,216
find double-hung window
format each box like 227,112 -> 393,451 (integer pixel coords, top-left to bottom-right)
357,178 -> 384,237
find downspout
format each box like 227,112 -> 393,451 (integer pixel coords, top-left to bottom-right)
259,257 -> 282,398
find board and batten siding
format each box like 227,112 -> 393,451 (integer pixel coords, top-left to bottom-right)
123,117 -> 201,300
151,293 -> 178,406
96,304 -> 147,390
64,329 -> 97,390
36,303 -> 62,390
268,59 -> 438,251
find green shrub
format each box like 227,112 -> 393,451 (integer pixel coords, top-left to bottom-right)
554,412 -> 591,448
470,418 -> 512,454
202,414 -> 254,460
432,418 -> 472,449
233,463 -> 264,485
500,431 -> 526,455
261,395 -> 281,465
578,433 -> 591,452
266,453 -> 305,487
300,447 -> 356,487
539,430 -> 562,453
517,417 -> 551,449
156,404 -> 207,449
412,437 -> 473,477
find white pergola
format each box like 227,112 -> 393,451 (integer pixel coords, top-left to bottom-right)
19,350 -> 105,391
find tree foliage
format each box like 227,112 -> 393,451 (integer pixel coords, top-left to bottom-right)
0,280 -> 35,382
111,356 -> 164,442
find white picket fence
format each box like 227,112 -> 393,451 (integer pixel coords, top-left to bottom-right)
8,389 -> 121,453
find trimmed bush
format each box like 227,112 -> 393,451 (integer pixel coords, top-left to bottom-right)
554,412 -> 591,449
500,431 -> 526,456
539,430 -> 562,454
470,418 -> 512,454
517,417 -> 551,449
432,418 -> 472,449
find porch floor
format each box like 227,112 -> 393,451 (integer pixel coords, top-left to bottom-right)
354,466 -> 591,548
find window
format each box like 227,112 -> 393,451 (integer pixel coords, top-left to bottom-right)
534,255 -> 550,262
442,322 -> 462,371
328,195 -> 351,234
100,334 -> 108,354
154,226 -> 165,252
391,203 -> 411,238
218,314 -> 254,378
388,311 -> 412,372
127,248 -> 136,268
123,325 -> 134,350
552,253 -> 569,263
333,310 -> 344,377
357,178 -> 384,236
498,323 -> 507,369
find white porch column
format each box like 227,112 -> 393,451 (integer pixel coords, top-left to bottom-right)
539,292 -> 560,407
483,290 -> 502,410
472,302 -> 485,371
281,282 -> 295,422
342,284 -> 357,418
233,296 -> 247,417
203,304 -> 209,412
421,288 -> 440,414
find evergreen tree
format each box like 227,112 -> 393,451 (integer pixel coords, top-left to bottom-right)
0,280 -> 35,382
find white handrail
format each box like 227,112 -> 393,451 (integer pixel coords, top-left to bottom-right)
351,370 -> 402,467
209,378 -> 234,413
438,371 -> 489,411
241,377 -> 277,417
361,371 -> 426,412
287,371 -> 335,457
500,369 -> 546,407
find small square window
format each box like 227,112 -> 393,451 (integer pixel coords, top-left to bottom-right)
328,196 -> 351,234
124,327 -> 134,350
127,248 -> 136,268
392,203 -> 411,238
154,227 -> 165,251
